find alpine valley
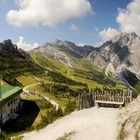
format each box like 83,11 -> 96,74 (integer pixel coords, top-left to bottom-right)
31,32 -> 140,88
1,32 -> 140,139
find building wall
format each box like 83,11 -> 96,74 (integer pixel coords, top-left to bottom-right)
0,94 -> 20,124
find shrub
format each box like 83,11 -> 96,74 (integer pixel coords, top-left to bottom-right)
64,100 -> 76,115
47,71 -> 87,86
0,131 -> 9,140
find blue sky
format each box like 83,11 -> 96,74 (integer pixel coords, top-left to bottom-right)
0,0 -> 139,50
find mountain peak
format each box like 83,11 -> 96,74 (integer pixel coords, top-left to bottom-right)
0,39 -> 32,60
89,31 -> 140,87
52,39 -> 76,47
32,39 -> 94,68
111,32 -> 138,45
53,39 -> 63,44
3,39 -> 13,46
1,39 -> 18,52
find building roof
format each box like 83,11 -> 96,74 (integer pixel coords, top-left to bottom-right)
0,86 -> 22,102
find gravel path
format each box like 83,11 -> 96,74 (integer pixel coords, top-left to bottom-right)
23,107 -> 119,140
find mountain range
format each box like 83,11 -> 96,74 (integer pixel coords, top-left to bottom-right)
89,32 -> 140,87
31,32 -> 140,88
31,39 -> 94,69
1,32 -> 140,88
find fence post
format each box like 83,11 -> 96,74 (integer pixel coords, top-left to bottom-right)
130,90 -> 133,102
123,92 -> 125,104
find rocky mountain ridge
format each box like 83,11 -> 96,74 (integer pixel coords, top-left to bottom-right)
0,39 -> 32,60
89,32 -> 140,87
0,39 -> 43,85
31,32 -> 140,87
32,39 -> 94,68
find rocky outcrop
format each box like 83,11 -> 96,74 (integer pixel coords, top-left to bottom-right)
0,39 -> 42,79
0,39 -> 32,60
89,32 -> 140,87
32,39 -> 94,68
118,95 -> 140,140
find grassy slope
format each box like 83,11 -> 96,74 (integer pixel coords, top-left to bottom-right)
0,52 -> 44,86
15,52 -> 102,111
16,74 -> 37,86
16,52 -> 123,109
30,52 -> 121,88
31,52 -> 100,84
15,51 -> 124,108
2,50 -> 124,137
16,74 -> 77,109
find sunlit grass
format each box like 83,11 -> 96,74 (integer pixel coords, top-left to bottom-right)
16,75 -> 37,86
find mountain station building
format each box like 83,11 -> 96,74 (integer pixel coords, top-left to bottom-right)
0,85 -> 22,126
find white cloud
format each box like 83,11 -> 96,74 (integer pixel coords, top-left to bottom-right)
7,0 -> 92,27
116,0 -> 140,36
77,42 -> 85,47
99,0 -> 140,42
70,24 -> 80,34
17,36 -> 38,51
99,27 -> 120,41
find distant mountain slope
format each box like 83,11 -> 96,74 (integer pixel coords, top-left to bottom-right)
30,46 -> 117,88
31,40 -> 94,69
89,32 -> 140,87
0,39 -> 116,88
0,39 -> 43,85
30,34 -> 140,87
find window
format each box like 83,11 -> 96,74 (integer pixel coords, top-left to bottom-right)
11,109 -> 13,114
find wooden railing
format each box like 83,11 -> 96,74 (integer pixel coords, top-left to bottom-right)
78,89 -> 133,110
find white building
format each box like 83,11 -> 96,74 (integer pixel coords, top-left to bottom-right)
0,86 -> 22,126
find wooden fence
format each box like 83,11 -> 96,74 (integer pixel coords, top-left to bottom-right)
78,89 -> 133,110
